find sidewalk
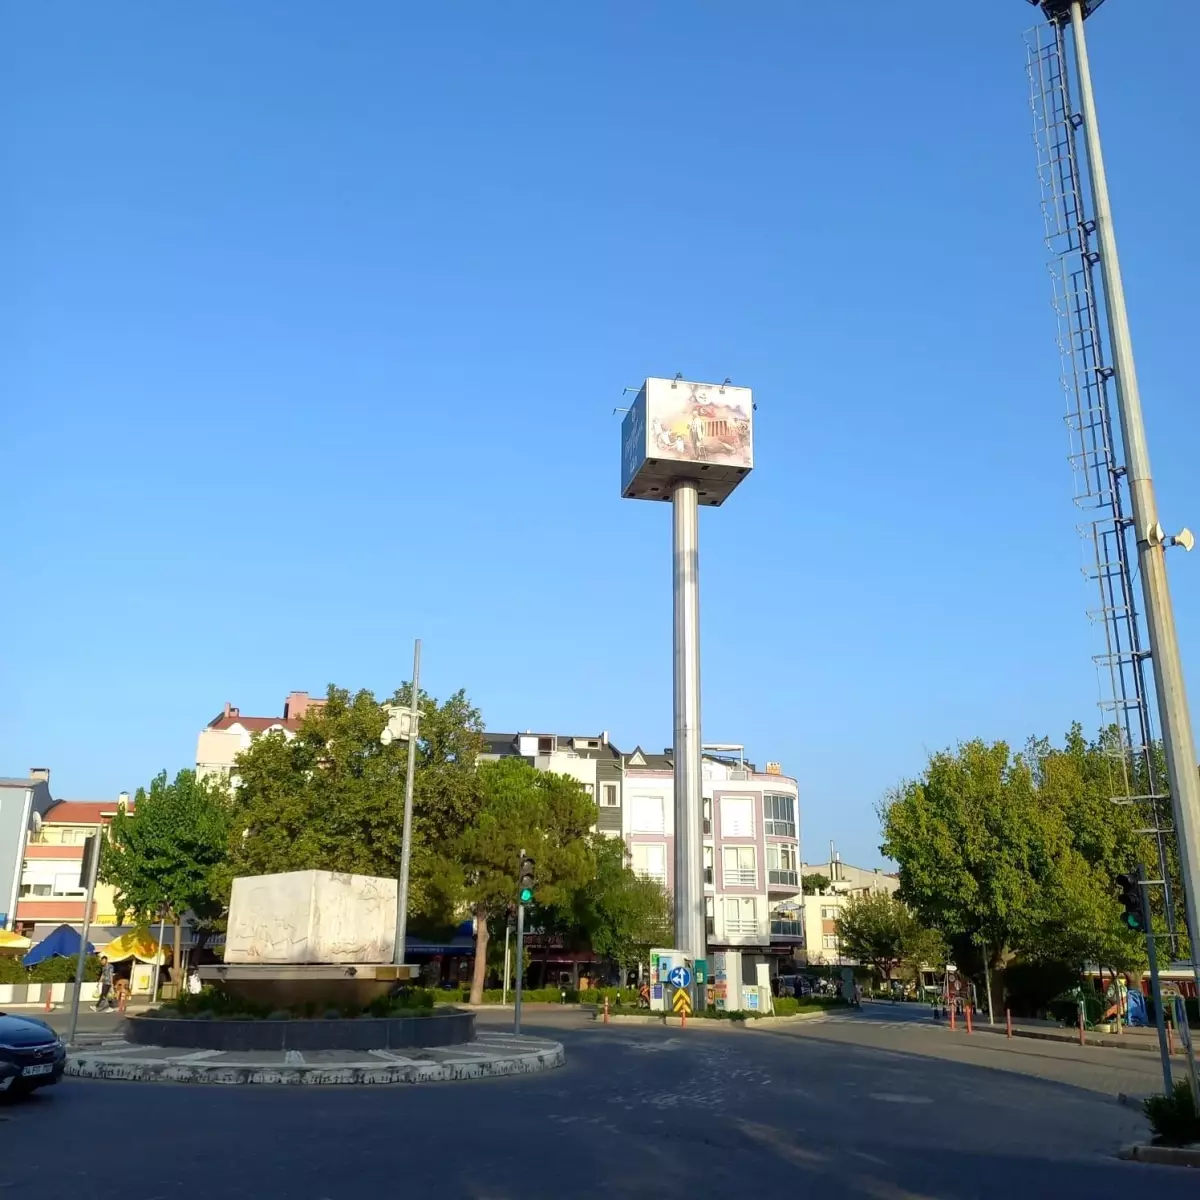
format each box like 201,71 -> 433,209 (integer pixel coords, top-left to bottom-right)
950,1013 -> 1187,1057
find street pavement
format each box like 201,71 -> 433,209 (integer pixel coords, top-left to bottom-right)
0,1002 -> 1187,1197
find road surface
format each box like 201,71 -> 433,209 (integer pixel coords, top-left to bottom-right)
0,1003 -> 1182,1197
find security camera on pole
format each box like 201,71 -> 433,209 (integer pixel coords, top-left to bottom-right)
621,376 -> 754,1005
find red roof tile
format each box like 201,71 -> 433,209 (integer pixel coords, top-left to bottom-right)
43,801 -> 129,825
206,714 -> 300,733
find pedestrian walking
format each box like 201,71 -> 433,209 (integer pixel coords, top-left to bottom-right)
92,956 -> 115,1012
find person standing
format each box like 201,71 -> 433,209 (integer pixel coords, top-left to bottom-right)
92,956 -> 114,1012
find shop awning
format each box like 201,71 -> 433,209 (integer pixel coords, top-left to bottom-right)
100,930 -> 167,965
0,930 -> 31,952
23,924 -> 94,965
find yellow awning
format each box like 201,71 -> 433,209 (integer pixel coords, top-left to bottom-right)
0,930 -> 31,951
99,930 -> 166,965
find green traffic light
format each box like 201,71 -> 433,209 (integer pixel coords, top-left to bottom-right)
1123,912 -> 1143,931
519,887 -> 534,903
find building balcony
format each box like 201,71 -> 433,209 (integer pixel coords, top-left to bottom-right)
722,868 -> 757,888
768,869 -> 799,891
770,919 -> 805,939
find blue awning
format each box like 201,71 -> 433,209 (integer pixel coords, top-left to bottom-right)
23,923 -> 95,966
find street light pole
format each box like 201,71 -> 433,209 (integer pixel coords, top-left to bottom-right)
1067,0 -> 1200,990
394,638 -> 421,967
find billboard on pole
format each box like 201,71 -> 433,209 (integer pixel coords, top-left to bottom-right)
621,377 -> 753,506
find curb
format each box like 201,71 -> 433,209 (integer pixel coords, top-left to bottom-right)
595,1010 -> 830,1029
1118,1142 -> 1200,1167
65,1042 -> 564,1086
1118,1092 -> 1150,1112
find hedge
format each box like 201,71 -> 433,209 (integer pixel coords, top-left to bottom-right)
0,954 -> 103,985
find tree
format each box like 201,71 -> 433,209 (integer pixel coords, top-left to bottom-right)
879,729 -> 1152,1015
835,893 -> 934,984
552,836 -> 672,973
225,683 -> 484,921
801,873 -> 830,894
101,769 -> 229,974
445,758 -> 597,1004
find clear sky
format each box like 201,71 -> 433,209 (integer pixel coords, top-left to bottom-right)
4,2 -> 1198,868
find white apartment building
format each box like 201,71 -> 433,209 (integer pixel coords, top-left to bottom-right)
195,692 -> 325,784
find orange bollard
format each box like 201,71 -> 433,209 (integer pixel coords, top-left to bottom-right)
949,1003 -> 957,1031
1006,1008 -> 1013,1039
1078,1008 -> 1086,1047
966,1005 -> 974,1034
603,996 -> 610,1025
43,987 -> 53,1013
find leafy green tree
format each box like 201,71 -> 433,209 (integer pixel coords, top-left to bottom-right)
443,758 -> 597,1004
225,684 -> 484,921
801,873 -> 830,894
101,769 -> 229,973
835,892 -> 936,984
880,730 -> 1151,1014
550,836 -> 672,972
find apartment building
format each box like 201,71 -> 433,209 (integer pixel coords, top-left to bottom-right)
196,691 -> 325,783
800,849 -> 900,966
15,794 -> 131,934
480,731 -> 624,836
622,747 -> 802,963
0,770 -> 57,930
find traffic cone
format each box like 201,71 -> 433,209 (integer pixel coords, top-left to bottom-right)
43,986 -> 53,1013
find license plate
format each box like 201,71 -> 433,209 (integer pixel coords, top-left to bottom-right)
21,1063 -> 54,1077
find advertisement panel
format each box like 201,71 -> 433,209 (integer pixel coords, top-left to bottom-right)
621,377 -> 753,506
644,377 -> 753,473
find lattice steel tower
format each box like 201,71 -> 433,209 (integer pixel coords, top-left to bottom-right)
1025,0 -> 1200,974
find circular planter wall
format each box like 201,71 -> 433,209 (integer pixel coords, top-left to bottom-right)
124,1008 -> 474,1053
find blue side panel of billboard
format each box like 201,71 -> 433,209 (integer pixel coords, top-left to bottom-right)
620,385 -> 648,496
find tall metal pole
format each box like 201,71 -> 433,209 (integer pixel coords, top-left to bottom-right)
502,920 -> 511,1008
672,481 -> 706,973
66,837 -> 101,1046
1140,864 -> 1174,1095
1069,0 -> 1200,988
394,638 -> 421,966
150,910 -> 167,1001
514,850 -> 526,1036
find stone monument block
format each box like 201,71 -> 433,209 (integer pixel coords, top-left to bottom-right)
224,870 -> 397,965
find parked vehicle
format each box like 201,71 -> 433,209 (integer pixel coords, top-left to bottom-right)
0,1012 -> 67,1097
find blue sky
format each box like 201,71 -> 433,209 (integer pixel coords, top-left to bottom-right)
3,2 -> 1199,868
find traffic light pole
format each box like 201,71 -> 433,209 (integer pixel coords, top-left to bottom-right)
1139,864 -> 1173,1096
514,847 -> 526,1036
514,904 -> 525,1035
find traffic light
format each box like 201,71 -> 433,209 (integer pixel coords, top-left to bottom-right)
1116,872 -> 1145,933
518,856 -> 536,905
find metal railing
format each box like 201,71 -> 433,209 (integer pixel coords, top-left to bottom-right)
722,867 -> 757,888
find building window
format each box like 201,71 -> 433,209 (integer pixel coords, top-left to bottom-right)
720,796 -> 754,838
822,934 -> 840,950
722,845 -> 756,888
763,794 -> 796,839
702,797 -> 712,834
705,896 -> 715,937
724,897 -> 757,936
19,883 -> 53,897
537,736 -> 557,755
821,905 -> 839,920
630,795 -> 665,834
631,843 -> 666,884
767,843 -> 798,886
601,783 -> 619,807
703,845 -> 714,885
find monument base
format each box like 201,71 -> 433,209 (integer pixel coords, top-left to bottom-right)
198,963 -> 420,1010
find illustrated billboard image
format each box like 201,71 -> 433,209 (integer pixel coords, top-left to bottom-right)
621,377 -> 754,506
645,377 -> 752,472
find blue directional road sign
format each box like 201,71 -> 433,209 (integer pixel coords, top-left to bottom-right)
667,965 -> 692,990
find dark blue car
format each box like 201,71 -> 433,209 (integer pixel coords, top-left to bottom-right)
0,1012 -> 67,1097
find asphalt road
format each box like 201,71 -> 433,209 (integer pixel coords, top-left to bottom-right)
0,1004 -> 1185,1198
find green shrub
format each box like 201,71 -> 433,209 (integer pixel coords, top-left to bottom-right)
28,954 -> 102,983
0,956 -> 27,984
459,987 -> 580,1004
1144,1081 -> 1200,1146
